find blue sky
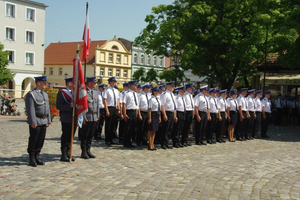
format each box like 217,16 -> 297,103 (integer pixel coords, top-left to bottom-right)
38,0 -> 174,47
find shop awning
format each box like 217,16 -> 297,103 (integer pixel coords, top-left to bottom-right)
260,74 -> 300,85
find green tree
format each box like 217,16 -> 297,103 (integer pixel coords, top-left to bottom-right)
145,68 -> 158,82
0,43 -> 14,85
132,67 -> 146,82
158,69 -> 186,83
135,0 -> 296,89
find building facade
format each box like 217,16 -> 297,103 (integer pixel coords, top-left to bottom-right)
0,0 -> 47,98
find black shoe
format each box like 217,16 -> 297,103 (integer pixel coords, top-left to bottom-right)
182,143 -> 188,147
237,138 -> 243,141
81,150 -> 89,159
216,139 -> 223,143
105,142 -> 111,146
207,140 -> 213,144
60,150 -> 70,162
261,135 -> 270,138
166,145 -> 173,149
186,142 -> 192,146
200,141 -> 207,145
87,151 -> 96,158
110,141 -> 117,145
28,155 -> 37,167
161,145 -> 167,149
35,154 -> 45,165
221,139 -> 226,143
173,144 -> 180,148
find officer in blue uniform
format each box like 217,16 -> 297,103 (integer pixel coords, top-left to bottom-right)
181,83 -> 194,146
94,84 -> 106,140
80,77 -> 99,159
25,76 -> 51,167
261,91 -> 272,138
56,77 -> 76,162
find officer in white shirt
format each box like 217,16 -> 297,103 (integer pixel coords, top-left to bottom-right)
118,83 -> 129,144
245,89 -> 256,140
137,84 -> 151,146
160,82 -> 177,149
181,83 -> 194,146
194,85 -> 211,145
261,91 -> 272,138
236,88 -> 249,141
94,84 -> 105,140
103,77 -> 120,146
289,97 -> 299,125
123,80 -> 139,148
274,94 -> 283,125
252,90 -> 262,138
216,89 -> 227,143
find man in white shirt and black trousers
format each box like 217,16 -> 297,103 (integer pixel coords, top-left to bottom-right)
181,83 -> 194,146
118,83 -> 129,144
245,89 -> 256,140
160,82 -> 177,149
252,90 -> 262,138
261,91 -> 272,138
94,84 -> 105,140
123,80 -> 139,148
216,89 -> 227,143
236,88 -> 250,141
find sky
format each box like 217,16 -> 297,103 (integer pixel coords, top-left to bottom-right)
38,0 -> 174,48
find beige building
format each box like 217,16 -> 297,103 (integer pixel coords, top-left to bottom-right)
44,36 -> 131,86
1,0 -> 47,98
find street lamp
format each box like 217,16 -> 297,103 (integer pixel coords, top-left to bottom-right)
173,51 -> 181,86
64,72 -> 68,79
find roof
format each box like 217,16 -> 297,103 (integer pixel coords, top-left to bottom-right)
45,40 -> 106,65
16,0 -> 48,7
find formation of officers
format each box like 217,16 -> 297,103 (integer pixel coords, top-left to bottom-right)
25,75 -> 273,166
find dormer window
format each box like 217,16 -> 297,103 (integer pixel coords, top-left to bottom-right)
112,45 -> 118,50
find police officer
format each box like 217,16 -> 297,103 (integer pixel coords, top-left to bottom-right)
25,76 -> 51,167
216,89 -> 227,143
137,83 -> 151,146
94,84 -> 106,140
118,83 -> 129,144
245,89 -> 256,140
80,77 -> 99,159
56,77 -> 76,162
160,82 -> 177,149
181,83 -> 194,146
206,88 -> 220,144
123,80 -> 139,148
236,88 -> 249,141
194,85 -> 211,145
103,77 -> 120,146
261,91 -> 272,138
252,90 -> 262,138
226,90 -> 238,142
274,94 -> 283,126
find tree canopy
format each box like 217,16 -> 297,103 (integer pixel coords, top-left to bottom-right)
135,0 -> 298,89
0,43 -> 14,85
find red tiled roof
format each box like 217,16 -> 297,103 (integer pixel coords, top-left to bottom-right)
45,40 -> 106,65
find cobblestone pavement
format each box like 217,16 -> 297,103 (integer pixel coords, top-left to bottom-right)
1,100 -> 300,199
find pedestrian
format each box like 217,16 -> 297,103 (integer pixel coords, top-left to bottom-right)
194,85 -> 210,145
94,84 -> 106,140
226,90 -> 238,142
118,83 -> 129,144
206,88 -> 220,144
216,89 -> 227,143
181,83 -> 194,146
56,77 -> 77,162
0,86 -> 5,115
252,90 -> 262,138
159,82 -> 177,149
245,89 -> 256,140
289,97 -> 299,126
236,88 -> 249,141
137,83 -> 151,146
80,77 -> 99,159
261,91 -> 272,138
147,86 -> 161,150
25,76 -> 51,167
122,80 -> 139,148
274,94 -> 283,125
102,77 -> 120,146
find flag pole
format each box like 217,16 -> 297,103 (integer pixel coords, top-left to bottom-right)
70,44 -> 80,161
83,2 -> 88,81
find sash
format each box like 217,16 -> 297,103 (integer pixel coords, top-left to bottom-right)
61,89 -> 73,104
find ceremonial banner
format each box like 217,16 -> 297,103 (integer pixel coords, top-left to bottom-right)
82,7 -> 90,62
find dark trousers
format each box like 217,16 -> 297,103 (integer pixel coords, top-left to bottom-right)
94,108 -> 105,139
27,125 -> 47,155
216,112 -> 226,140
123,110 -> 137,146
195,111 -> 208,143
252,112 -> 261,138
206,113 -> 217,140
160,111 -> 174,146
105,107 -> 118,143
275,108 -> 283,125
245,111 -> 255,138
119,118 -> 124,142
80,121 -> 96,150
236,111 -> 247,139
137,111 -> 148,145
261,113 -> 271,136
61,122 -> 77,151
181,111 -> 193,144
172,111 -> 185,145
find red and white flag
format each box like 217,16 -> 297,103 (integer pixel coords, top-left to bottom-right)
73,57 -> 88,127
82,7 -> 90,62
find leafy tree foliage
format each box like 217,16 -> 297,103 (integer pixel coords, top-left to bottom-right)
132,67 -> 146,82
0,43 -> 14,85
158,69 -> 186,83
145,68 -> 158,82
135,0 -> 297,89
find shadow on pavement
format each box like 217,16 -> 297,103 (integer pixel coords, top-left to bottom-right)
0,154 -> 28,166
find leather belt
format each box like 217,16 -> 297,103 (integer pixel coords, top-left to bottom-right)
151,111 -> 160,114
199,110 -> 207,112
92,111 -> 97,114
127,109 -> 136,111
37,115 -> 47,119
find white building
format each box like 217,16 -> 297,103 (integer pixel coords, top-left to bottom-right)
0,0 -> 47,98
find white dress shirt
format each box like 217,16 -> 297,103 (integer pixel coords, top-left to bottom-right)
175,94 -> 186,112
184,92 -> 194,111
274,98 -> 283,108
103,86 -> 119,107
261,98 -> 272,113
149,95 -> 161,112
160,90 -> 176,111
139,91 -> 151,112
246,96 -> 256,112
97,91 -> 104,109
123,89 -> 139,110
218,97 -> 227,112
194,93 -> 210,111
208,96 -> 219,113
254,97 -> 262,112
237,95 -> 248,111
227,97 -> 238,111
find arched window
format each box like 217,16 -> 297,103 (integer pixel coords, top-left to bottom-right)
140,54 -> 144,64
112,45 -> 118,50
134,53 -> 138,63
147,55 -> 151,65
153,56 -> 157,66
160,57 -> 163,66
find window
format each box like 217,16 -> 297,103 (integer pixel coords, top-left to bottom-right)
100,68 -> 104,76
140,54 -> 144,64
26,8 -> 35,21
112,45 -> 118,50
50,68 -> 53,75
44,68 -> 46,75
59,68 -> 63,75
109,54 -> 113,62
124,70 -> 127,78
160,57 -> 163,66
26,31 -> 34,43
6,3 -> 15,17
116,70 -> 120,78
116,55 -> 121,63
153,56 -> 157,66
133,53 -> 137,63
6,27 -> 15,41
147,55 -> 151,65
7,51 -> 15,63
108,69 -> 112,77
25,52 -> 34,65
